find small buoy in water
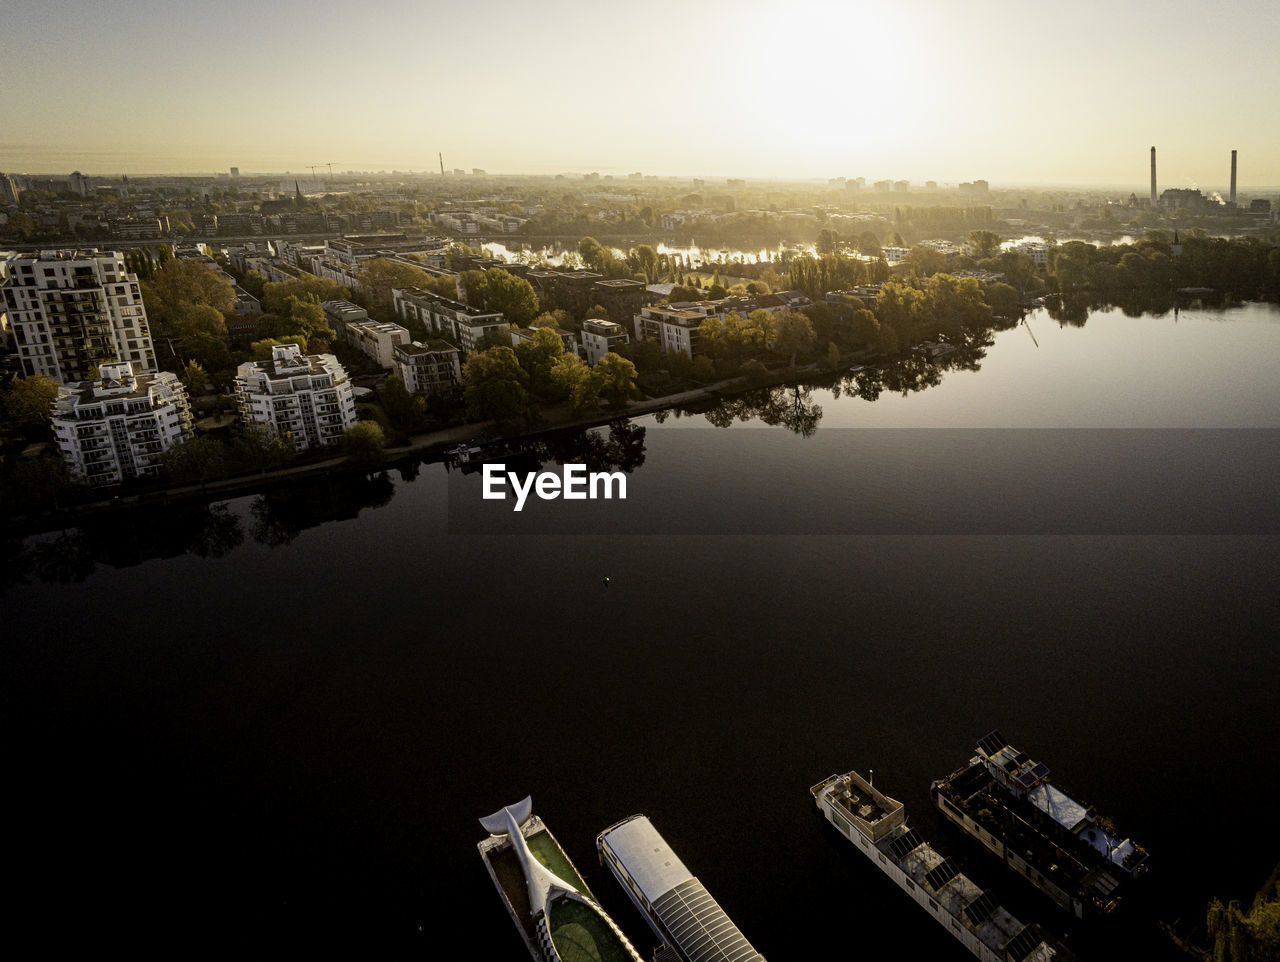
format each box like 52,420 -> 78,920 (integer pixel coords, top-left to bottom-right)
603,577 -> 610,586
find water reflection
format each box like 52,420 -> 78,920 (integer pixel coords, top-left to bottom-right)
2,473 -> 399,592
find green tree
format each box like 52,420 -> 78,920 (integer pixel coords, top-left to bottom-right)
341,420 -> 386,467
550,353 -> 603,413
173,302 -> 228,339
477,268 -> 540,327
160,436 -> 229,484
771,310 -> 815,368
148,258 -> 235,317
355,258 -> 435,315
463,346 -> 530,422
633,245 -> 660,283
260,275 -> 350,315
595,353 -> 638,408
2,374 -> 61,436
514,327 -> 567,398
181,360 -> 212,396
968,229 -> 1002,259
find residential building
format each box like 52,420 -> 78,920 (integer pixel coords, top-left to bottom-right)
1013,241 -> 1051,268
511,326 -> 579,356
580,318 -> 629,365
321,299 -> 368,330
591,278 -> 647,324
234,344 -> 356,450
2,249 -> 157,382
51,361 -> 192,486
345,316 -> 411,369
393,339 -> 461,397
633,303 -> 718,356
392,287 -> 509,353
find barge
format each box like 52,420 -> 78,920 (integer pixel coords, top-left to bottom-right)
478,796 -> 645,962
812,768 -> 1075,962
931,730 -> 1149,918
597,814 -> 765,962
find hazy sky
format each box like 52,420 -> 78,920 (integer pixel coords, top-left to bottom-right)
2,0 -> 1277,187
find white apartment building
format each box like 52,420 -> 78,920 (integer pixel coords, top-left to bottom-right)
345,317 -> 411,369
633,303 -> 720,357
51,361 -> 193,486
1013,241 -> 1051,268
393,339 -> 462,397
2,249 -> 158,382
234,344 -> 356,451
580,318 -> 630,365
391,287 -> 509,354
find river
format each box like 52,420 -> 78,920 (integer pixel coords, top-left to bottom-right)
4,302 -> 1279,959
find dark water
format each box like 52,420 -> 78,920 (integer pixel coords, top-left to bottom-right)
5,304 -> 1280,960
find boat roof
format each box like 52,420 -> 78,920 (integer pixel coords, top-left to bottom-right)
1027,783 -> 1089,834
599,815 -> 692,901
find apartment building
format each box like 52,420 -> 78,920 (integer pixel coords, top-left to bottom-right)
234,344 -> 356,450
2,249 -> 158,382
580,317 -> 629,365
393,339 -> 461,397
391,287 -> 509,353
51,361 -> 192,485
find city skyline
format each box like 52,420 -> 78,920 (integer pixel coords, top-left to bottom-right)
3,0 -> 1278,187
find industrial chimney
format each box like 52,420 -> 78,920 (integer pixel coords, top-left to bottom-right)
1230,149 -> 1237,205
1150,146 -> 1158,207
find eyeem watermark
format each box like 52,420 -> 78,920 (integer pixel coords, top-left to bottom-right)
482,463 -> 627,512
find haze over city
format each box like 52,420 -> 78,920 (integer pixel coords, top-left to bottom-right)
3,0 -> 1277,186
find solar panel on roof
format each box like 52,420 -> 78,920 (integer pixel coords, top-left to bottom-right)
1032,763 -> 1050,779
888,830 -> 924,861
924,858 -> 959,891
1018,771 -> 1039,788
977,730 -> 1007,755
963,891 -> 998,925
1004,926 -> 1045,962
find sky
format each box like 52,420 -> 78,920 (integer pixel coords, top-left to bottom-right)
2,0 -> 1278,187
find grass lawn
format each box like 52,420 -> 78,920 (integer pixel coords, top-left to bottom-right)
548,897 -> 636,962
527,830 -> 589,895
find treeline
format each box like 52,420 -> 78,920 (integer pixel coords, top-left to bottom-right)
1047,231 -> 1280,301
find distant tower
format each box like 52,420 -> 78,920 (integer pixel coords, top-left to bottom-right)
439,152 -> 445,176
1150,147 -> 1157,207
1230,150 -> 1237,205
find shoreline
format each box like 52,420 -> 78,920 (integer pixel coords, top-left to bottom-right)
3,363 -> 833,538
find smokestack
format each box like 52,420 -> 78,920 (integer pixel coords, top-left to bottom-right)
1150,146 -> 1157,207
1230,149 -> 1237,205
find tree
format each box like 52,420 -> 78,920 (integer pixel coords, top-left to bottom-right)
355,258 -> 435,314
341,421 -> 385,467
380,375 -> 424,431
159,436 -> 229,484
260,275 -> 350,316
181,361 -> 212,397
514,327 -> 566,398
148,258 -> 235,317
633,245 -> 660,284
968,229 -> 1002,259
595,353 -> 638,408
477,268 -> 540,327
462,346 -> 530,422
771,310 -> 815,368
2,375 -> 61,436
549,354 -> 602,413
172,303 -> 227,339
